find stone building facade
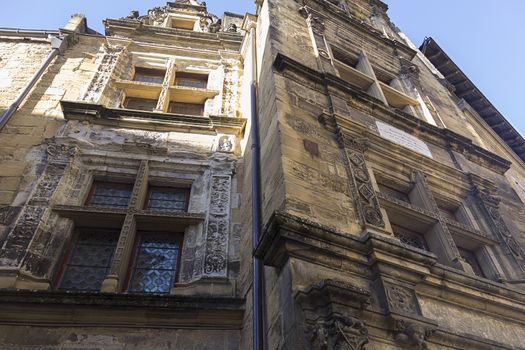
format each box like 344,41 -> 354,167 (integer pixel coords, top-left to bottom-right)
0,0 -> 524,349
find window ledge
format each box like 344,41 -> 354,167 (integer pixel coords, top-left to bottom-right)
0,289 -> 244,329
61,100 -> 246,134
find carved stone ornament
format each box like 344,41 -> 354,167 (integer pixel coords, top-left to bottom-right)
338,131 -> 384,228
394,320 -> 435,350
474,186 -> 525,270
47,143 -> 79,163
218,136 -> 234,153
307,15 -> 326,35
306,314 -> 369,350
83,45 -> 125,103
385,284 -> 419,315
203,175 -> 231,277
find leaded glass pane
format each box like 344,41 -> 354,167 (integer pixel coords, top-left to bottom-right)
175,72 -> 208,89
60,230 -> 118,291
129,233 -> 180,294
89,182 -> 132,208
124,97 -> 158,112
133,68 -> 165,84
168,102 -> 204,116
147,188 -> 188,212
393,225 -> 427,251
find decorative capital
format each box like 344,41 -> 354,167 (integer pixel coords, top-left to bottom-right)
337,130 -> 369,152
306,314 -> 369,350
46,143 -> 79,163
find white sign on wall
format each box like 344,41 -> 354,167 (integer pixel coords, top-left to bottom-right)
376,121 -> 433,158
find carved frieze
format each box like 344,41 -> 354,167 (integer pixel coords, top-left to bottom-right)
203,175 -> 231,277
83,45 -> 125,103
339,132 -> 384,228
306,314 -> 369,350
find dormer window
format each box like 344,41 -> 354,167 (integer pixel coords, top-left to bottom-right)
170,17 -> 197,31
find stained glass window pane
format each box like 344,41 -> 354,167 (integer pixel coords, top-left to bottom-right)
129,233 -> 181,294
60,230 -> 119,292
88,182 -> 133,208
133,67 -> 166,84
147,187 -> 188,212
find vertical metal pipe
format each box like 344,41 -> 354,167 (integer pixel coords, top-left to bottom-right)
0,35 -> 65,132
250,25 -> 264,350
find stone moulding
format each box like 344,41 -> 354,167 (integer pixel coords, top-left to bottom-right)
295,279 -> 371,350
273,53 -> 512,176
0,289 -> 245,329
60,100 -> 246,134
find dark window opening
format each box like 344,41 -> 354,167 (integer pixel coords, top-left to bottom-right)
332,48 -> 359,68
175,72 -> 208,89
128,232 -> 182,294
58,229 -> 119,291
439,205 -> 459,222
146,187 -> 189,212
393,224 -> 428,251
458,247 -> 485,278
168,102 -> 204,116
133,67 -> 166,84
124,97 -> 158,112
86,182 -> 133,208
378,183 -> 410,203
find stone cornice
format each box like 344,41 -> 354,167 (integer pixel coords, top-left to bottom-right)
274,53 -> 512,175
256,211 -> 525,323
61,101 -> 246,135
0,289 -> 244,329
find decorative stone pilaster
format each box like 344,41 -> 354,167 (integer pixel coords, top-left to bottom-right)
473,185 -> 525,273
338,131 -> 385,229
203,175 -> 232,277
299,5 -> 337,74
0,143 -> 78,268
83,44 -> 125,104
156,58 -> 176,112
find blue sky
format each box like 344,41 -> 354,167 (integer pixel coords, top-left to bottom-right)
0,1 -> 523,136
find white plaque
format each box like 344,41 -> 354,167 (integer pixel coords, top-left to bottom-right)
376,121 -> 433,158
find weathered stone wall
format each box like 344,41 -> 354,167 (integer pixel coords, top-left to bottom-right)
0,326 -> 239,350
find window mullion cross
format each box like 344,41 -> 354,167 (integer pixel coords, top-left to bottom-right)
356,50 -> 388,106
101,160 -> 149,292
410,171 -> 472,272
156,59 -> 176,113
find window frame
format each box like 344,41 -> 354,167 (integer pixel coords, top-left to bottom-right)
144,186 -> 191,212
85,181 -> 134,209
124,231 -> 185,294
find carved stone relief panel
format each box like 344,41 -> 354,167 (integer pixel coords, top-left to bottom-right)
474,186 -> 525,273
295,280 -> 371,350
338,132 -> 385,228
203,175 -> 231,277
306,314 -> 369,350
394,319 -> 435,350
83,44 -> 125,104
0,143 -> 78,267
384,283 -> 420,315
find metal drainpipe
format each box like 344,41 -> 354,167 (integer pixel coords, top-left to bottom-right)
0,34 -> 67,132
250,25 -> 264,350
